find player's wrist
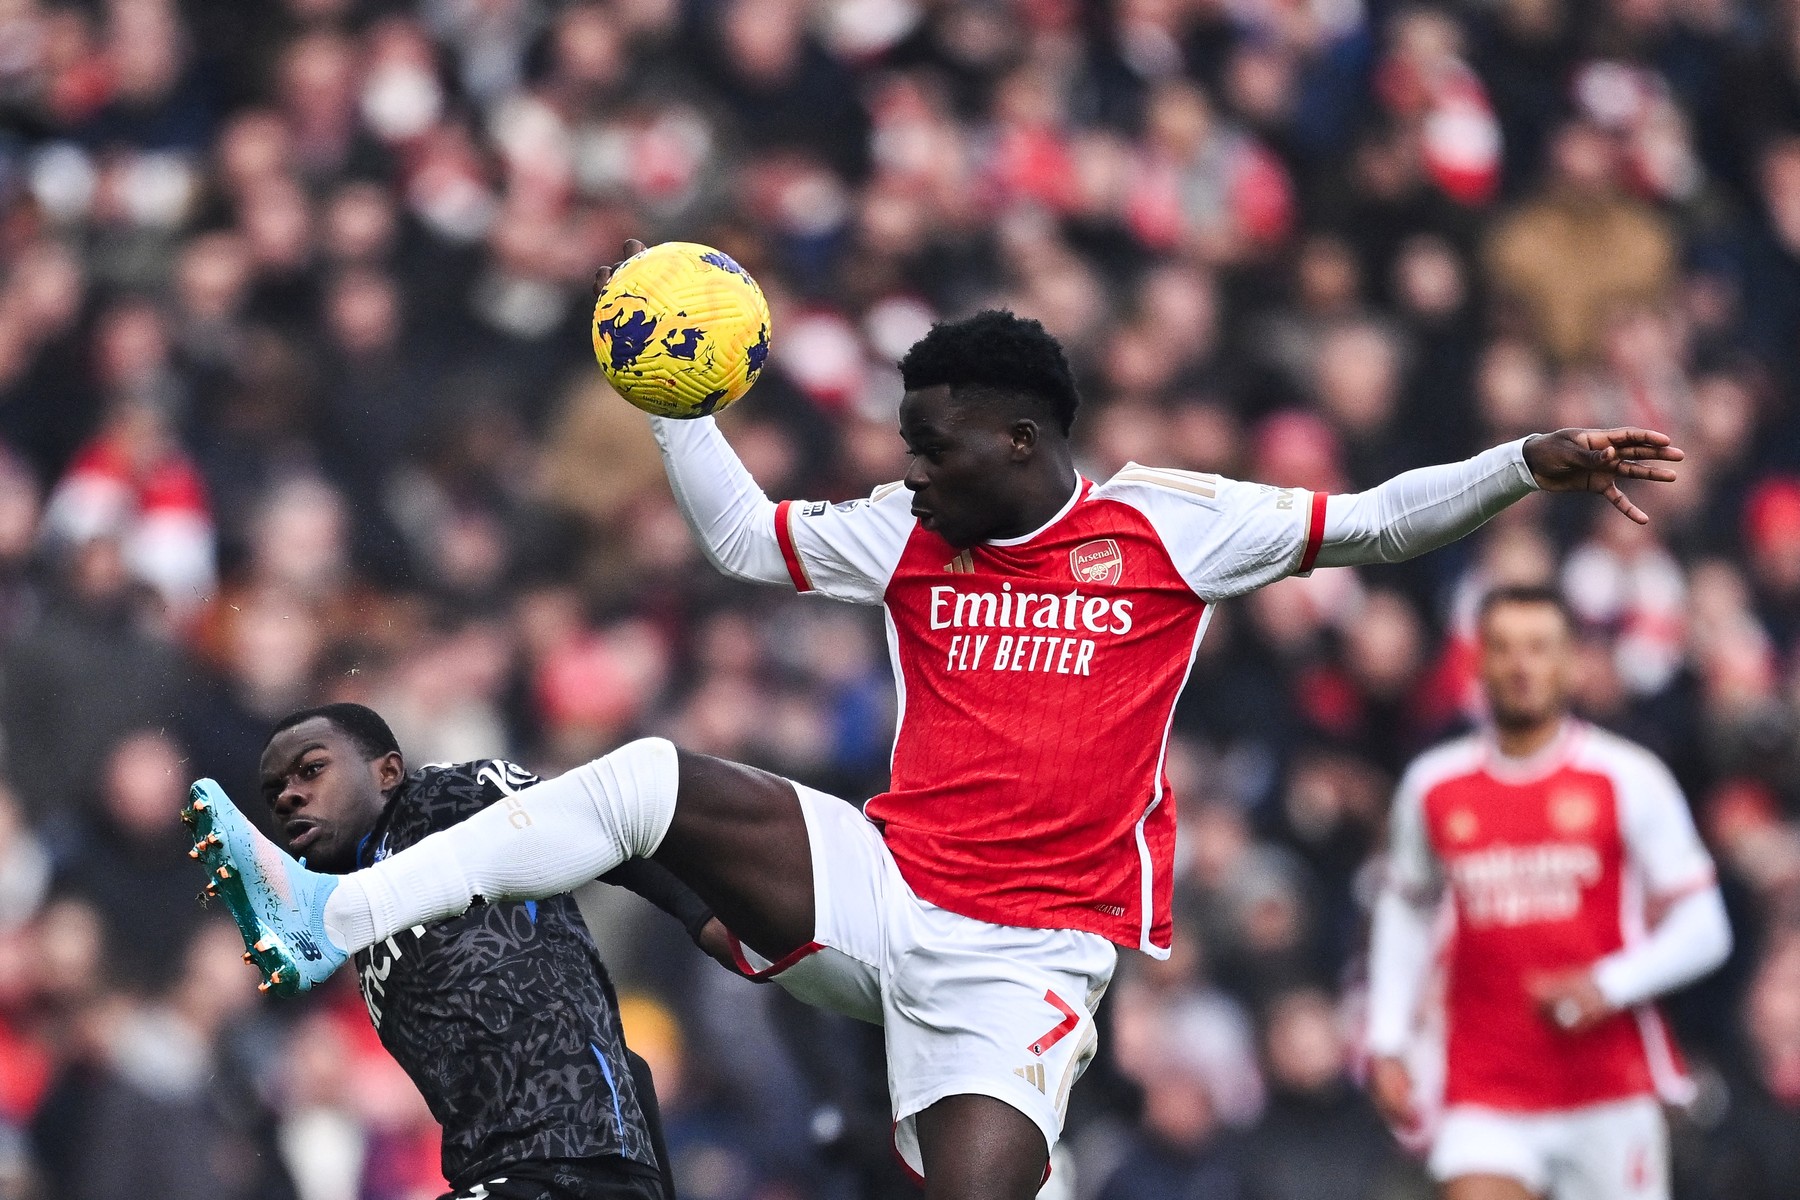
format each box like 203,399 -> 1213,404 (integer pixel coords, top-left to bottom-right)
1518,433 -> 1548,488
1590,958 -> 1636,1010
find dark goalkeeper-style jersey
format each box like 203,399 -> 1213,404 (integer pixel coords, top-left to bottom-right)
351,759 -> 665,1188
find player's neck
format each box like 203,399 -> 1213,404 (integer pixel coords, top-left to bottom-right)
991,459 -> 1080,542
1493,714 -> 1569,761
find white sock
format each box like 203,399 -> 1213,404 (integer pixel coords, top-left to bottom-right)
321,738 -> 680,953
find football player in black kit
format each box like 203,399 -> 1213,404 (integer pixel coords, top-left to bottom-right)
234,702 -> 733,1200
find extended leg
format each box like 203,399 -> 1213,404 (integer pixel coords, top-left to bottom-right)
192,737 -> 820,993
328,739 -> 818,961
914,1094 -> 1048,1200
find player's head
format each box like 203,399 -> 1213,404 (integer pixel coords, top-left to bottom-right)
1476,585 -> 1576,732
897,311 -> 1081,547
259,702 -> 405,873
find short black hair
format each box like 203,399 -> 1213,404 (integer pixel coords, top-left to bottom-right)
1477,584 -> 1574,631
899,310 -> 1081,435
269,703 -> 401,761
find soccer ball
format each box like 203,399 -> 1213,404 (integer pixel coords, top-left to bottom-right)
591,242 -> 772,419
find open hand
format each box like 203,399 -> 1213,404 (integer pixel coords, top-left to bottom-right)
1527,967 -> 1613,1034
592,239 -> 647,301
1522,428 -> 1684,525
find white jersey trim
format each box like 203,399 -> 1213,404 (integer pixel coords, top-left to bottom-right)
883,607 -> 907,776
1136,603 -> 1214,957
1094,466 -> 1315,601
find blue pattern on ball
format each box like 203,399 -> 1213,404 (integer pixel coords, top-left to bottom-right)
662,328 -> 705,359
700,251 -> 751,279
597,304 -> 658,370
747,324 -> 770,376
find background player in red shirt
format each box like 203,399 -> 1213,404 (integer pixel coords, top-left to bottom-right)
195,302 -> 1686,1200
1367,587 -> 1733,1200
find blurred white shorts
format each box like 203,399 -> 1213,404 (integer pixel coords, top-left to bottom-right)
724,782 -> 1118,1182
1430,1096 -> 1668,1200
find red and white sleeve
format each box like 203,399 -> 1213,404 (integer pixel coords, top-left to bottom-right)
652,416 -> 909,604
1100,467 -> 1320,601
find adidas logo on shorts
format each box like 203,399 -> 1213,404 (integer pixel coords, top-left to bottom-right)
1014,1064 -> 1046,1093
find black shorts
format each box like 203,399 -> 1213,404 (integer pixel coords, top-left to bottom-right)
440,1157 -> 667,1200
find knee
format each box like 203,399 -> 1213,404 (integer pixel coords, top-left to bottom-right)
584,737 -> 680,856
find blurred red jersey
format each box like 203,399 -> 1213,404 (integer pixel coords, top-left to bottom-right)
1388,723 -> 1715,1109
771,468 -> 1326,954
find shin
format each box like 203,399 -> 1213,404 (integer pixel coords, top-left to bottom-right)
322,738 -> 680,952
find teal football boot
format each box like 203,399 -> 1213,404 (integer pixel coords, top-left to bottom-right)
183,778 -> 346,995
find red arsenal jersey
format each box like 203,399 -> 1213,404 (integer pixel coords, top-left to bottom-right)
1388,723 -> 1716,1109
770,467 -> 1328,954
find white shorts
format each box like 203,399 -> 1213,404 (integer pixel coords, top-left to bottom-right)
725,784 -> 1118,1181
1430,1097 -> 1668,1200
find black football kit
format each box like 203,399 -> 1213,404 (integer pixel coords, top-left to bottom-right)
350,758 -> 712,1200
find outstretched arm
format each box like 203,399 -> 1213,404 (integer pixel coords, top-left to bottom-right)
651,415 -> 790,585
597,242 -> 909,601
1314,428 -> 1684,569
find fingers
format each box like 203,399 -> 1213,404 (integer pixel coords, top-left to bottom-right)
1612,461 -> 1680,482
1591,426 -> 1673,447
1611,443 -> 1685,461
593,240 -> 648,301
1606,482 -> 1651,525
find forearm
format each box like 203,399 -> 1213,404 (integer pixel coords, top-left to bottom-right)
1367,888 -> 1437,1056
1313,439 -> 1538,569
600,858 -> 716,945
649,415 -> 789,584
1594,886 -> 1732,1009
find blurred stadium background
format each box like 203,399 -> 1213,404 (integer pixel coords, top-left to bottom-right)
2,0 -> 1800,1196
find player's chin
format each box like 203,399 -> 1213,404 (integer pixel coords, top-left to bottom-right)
286,820 -> 333,862
926,515 -> 978,547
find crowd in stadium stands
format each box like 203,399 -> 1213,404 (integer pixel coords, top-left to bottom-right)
4,0 -> 1800,1196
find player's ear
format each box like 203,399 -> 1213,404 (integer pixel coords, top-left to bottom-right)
1010,418 -> 1039,460
374,750 -> 405,793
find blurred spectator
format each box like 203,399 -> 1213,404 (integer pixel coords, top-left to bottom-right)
54,729 -> 204,989
42,396 -> 215,619
1,536 -> 183,825
1487,120 -> 1678,361
1,0 -> 1799,1194
31,920 -> 294,1200
1699,932 -> 1800,1199
1244,988 -> 1422,1200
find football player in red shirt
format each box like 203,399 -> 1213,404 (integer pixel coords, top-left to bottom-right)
1367,587 -> 1731,1200
195,266 -> 1684,1200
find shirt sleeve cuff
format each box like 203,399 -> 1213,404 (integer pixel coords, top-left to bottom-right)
1512,436 -> 1542,491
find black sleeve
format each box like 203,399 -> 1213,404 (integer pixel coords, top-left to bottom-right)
600,859 -> 715,946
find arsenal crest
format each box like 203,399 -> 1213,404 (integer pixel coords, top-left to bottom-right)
1445,809 -> 1479,843
1549,787 -> 1598,834
1070,539 -> 1123,585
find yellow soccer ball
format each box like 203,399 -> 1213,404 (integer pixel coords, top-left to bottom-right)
591,242 -> 772,418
